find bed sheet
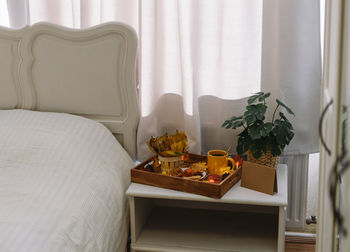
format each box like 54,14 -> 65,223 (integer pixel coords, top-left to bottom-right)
0,110 -> 134,252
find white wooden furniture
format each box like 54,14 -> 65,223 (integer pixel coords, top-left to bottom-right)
317,1 -> 350,251
127,164 -> 288,252
0,22 -> 139,159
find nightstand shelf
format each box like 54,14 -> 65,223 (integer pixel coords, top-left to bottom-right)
127,164 -> 287,252
134,206 -> 278,252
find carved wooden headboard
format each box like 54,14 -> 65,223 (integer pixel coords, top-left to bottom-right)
0,22 -> 139,159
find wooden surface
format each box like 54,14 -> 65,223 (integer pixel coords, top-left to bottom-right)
285,242 -> 315,252
131,154 -> 242,198
285,233 -> 316,244
127,164 -> 288,206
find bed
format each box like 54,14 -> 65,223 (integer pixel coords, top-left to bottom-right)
0,23 -> 138,252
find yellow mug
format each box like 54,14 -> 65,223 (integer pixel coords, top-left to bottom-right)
207,150 -> 234,175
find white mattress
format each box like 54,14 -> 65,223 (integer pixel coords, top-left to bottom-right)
0,110 -> 134,252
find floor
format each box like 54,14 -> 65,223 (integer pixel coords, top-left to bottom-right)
285,242 -> 315,252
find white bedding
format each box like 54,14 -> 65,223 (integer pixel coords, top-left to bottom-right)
0,110 -> 134,252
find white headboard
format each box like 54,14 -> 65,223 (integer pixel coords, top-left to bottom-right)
0,22 -> 139,159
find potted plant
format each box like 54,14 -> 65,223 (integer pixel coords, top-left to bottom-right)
221,92 -> 295,168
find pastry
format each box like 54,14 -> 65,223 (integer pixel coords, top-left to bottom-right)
190,162 -> 207,173
183,175 -> 202,181
169,168 -> 184,177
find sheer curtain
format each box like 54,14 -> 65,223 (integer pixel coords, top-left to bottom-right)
138,0 -> 263,159
4,0 -> 138,29
2,0 -> 321,160
0,0 -> 9,26
138,0 -> 321,160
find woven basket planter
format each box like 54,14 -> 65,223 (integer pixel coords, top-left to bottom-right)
158,155 -> 182,173
247,150 -> 279,169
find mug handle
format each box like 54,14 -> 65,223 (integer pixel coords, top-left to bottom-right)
228,158 -> 235,170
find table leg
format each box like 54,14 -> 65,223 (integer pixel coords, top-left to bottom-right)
278,206 -> 286,252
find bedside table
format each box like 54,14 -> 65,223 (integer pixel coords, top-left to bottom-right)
126,164 -> 287,252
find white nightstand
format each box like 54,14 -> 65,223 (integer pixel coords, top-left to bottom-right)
126,164 -> 287,252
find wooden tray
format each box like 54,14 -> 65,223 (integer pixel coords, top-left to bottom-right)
131,153 -> 242,198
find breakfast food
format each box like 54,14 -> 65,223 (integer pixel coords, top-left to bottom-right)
183,175 -> 202,181
143,159 -> 161,173
184,168 -> 194,177
207,174 -> 221,184
190,162 -> 207,173
169,168 -> 184,177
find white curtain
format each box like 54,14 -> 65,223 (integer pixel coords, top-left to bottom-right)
138,0 -> 321,160
4,0 -> 138,29
0,0 -> 9,26
138,0 -> 263,159
1,0 -> 321,161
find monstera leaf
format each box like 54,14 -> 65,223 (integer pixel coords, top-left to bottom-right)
222,92 -> 295,158
276,99 -> 295,115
